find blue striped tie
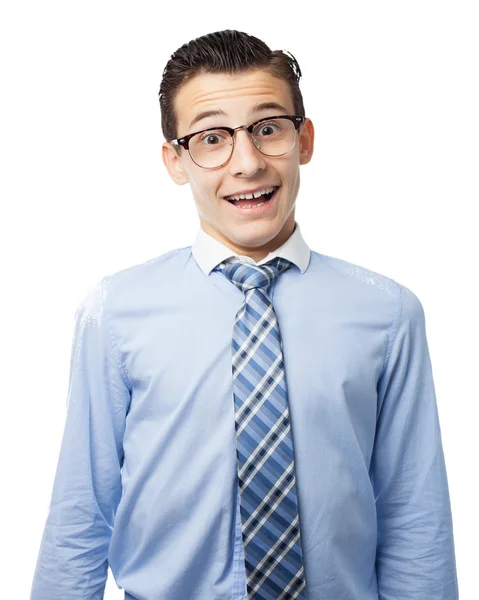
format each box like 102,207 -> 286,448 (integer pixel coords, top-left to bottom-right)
213,257 -> 307,600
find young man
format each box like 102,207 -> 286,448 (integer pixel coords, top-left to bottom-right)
30,30 -> 458,600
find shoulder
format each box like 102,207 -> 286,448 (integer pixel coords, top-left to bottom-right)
310,250 -> 424,319
77,246 -> 191,317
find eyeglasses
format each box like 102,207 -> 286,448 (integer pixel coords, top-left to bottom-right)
169,115 -> 305,169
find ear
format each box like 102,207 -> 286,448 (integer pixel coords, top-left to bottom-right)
299,118 -> 315,166
162,142 -> 189,185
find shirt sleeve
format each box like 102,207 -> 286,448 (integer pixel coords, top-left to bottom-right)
30,276 -> 131,600
371,283 -> 459,600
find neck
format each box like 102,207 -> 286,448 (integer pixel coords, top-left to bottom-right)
202,217 -> 296,263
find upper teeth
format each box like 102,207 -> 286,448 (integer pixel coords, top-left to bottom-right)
226,186 -> 276,201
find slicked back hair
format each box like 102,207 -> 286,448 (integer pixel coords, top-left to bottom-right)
159,30 -> 305,154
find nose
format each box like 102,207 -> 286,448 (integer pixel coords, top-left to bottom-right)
227,127 -> 266,176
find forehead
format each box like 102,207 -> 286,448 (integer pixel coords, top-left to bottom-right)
174,69 -> 295,132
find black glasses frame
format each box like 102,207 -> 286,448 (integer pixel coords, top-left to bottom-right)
169,115 -> 305,152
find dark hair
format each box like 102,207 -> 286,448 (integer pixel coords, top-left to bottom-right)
158,29 -> 305,153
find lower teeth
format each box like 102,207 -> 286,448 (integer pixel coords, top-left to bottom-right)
238,200 -> 267,209
234,193 -> 273,209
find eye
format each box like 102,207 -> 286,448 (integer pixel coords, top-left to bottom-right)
198,130 -> 228,145
254,121 -> 280,136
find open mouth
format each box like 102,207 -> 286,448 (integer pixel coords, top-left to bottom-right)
225,186 -> 280,210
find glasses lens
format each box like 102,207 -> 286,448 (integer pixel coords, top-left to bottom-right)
188,118 -> 297,168
253,117 -> 296,156
189,129 -> 233,169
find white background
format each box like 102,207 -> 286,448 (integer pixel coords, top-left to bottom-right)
1,1 -> 477,598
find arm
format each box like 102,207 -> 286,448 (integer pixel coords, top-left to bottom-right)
30,276 -> 131,600
370,283 -> 459,599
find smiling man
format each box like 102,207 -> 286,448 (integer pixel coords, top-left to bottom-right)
30,30 -> 458,600
161,67 -> 312,262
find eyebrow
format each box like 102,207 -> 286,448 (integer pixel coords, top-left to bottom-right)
187,102 -> 290,131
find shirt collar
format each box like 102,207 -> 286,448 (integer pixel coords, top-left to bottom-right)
191,220 -> 311,276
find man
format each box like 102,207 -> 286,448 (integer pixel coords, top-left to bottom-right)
30,30 -> 459,600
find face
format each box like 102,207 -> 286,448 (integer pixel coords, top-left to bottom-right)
162,69 -> 314,262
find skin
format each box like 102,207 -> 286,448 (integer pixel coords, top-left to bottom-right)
162,68 -> 315,262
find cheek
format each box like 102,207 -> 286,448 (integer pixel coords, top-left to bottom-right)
190,181 -> 223,216
193,176 -> 221,200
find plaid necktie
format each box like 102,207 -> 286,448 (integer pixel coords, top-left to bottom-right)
213,257 -> 307,600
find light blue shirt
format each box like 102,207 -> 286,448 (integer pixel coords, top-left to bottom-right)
30,222 -> 459,599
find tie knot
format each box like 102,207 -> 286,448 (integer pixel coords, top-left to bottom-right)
213,256 -> 294,293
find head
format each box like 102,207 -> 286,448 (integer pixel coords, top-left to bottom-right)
160,30 -> 314,262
